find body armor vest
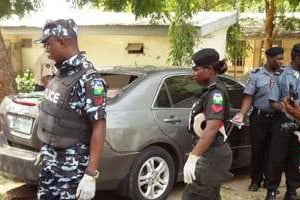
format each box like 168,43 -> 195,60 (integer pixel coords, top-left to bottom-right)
37,66 -> 96,148
188,83 -> 229,137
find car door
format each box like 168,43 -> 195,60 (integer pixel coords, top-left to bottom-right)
218,76 -> 251,168
152,74 -> 201,155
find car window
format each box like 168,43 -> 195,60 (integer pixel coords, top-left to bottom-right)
155,83 -> 172,108
218,76 -> 244,109
155,75 -> 202,108
101,74 -> 139,99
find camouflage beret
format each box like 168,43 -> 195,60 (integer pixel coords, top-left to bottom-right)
36,19 -> 78,43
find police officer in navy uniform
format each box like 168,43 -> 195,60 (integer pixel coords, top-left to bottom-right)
267,43 -> 300,200
232,47 -> 284,192
35,19 -> 107,200
182,48 -> 233,200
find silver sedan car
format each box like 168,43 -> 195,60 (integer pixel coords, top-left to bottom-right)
0,67 -> 250,200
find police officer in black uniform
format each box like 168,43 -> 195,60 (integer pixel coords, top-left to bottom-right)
35,19 -> 107,200
267,43 -> 300,200
182,48 -> 232,200
232,47 -> 284,192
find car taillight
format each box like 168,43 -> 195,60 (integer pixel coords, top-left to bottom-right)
0,115 -> 3,133
12,98 -> 37,106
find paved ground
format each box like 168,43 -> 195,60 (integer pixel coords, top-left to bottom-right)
0,168 -> 294,200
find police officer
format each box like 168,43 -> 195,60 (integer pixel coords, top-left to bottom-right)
232,47 -> 284,192
267,43 -> 300,200
35,19 -> 107,200
182,48 -> 232,200
34,52 -> 56,91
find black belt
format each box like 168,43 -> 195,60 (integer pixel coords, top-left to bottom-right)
252,107 -> 276,118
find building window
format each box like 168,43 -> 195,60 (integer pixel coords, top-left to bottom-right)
232,40 -> 247,67
21,39 -> 32,48
126,43 -> 144,54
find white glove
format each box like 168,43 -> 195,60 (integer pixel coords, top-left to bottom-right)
232,112 -> 244,123
294,131 -> 300,142
183,154 -> 200,184
76,174 -> 96,200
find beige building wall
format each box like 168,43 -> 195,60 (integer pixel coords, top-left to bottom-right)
2,25 -> 230,79
196,28 -> 228,58
3,33 -> 172,78
79,35 -> 170,67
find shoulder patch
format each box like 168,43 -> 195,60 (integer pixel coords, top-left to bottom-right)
275,68 -> 284,76
251,68 -> 260,74
212,92 -> 224,105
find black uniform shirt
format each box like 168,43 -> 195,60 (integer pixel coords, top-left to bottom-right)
202,83 -> 227,122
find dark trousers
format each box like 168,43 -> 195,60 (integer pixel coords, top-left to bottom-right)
266,114 -> 300,191
182,137 -> 233,200
249,110 -> 274,185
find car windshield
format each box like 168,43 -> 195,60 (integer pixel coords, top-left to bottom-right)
100,73 -> 139,99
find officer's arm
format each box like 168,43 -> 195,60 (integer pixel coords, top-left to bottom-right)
282,97 -> 300,119
86,119 -> 106,174
191,119 -> 221,156
240,95 -> 253,115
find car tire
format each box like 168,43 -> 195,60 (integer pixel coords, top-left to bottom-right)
128,146 -> 176,200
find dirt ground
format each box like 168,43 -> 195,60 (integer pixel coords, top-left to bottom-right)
0,168 -> 294,200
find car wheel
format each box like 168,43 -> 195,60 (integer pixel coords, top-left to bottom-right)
128,146 -> 175,200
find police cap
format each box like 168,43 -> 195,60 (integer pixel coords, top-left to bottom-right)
265,47 -> 284,57
35,19 -> 78,43
192,48 -> 219,67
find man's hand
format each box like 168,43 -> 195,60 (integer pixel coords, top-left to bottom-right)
232,112 -> 244,123
183,154 -> 200,184
282,97 -> 300,120
76,174 -> 96,200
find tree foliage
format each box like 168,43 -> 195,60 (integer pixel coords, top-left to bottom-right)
0,0 -> 41,18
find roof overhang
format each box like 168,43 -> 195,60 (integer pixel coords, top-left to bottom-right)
0,10 -> 238,37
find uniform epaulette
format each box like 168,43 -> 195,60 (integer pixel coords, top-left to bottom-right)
274,68 -> 284,76
251,68 -> 260,74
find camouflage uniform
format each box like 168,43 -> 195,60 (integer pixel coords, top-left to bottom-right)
37,53 -> 107,200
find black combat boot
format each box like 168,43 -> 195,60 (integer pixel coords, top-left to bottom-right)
265,190 -> 276,200
284,190 -> 298,200
248,183 -> 260,192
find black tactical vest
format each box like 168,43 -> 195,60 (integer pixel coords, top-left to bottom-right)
188,83 -> 230,137
37,65 -> 96,148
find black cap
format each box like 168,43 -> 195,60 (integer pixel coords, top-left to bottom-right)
192,48 -> 219,67
292,43 -> 300,54
265,47 -> 284,57
35,19 -> 78,43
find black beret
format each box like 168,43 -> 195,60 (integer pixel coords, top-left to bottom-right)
292,43 -> 300,54
192,48 -> 219,67
265,47 -> 284,57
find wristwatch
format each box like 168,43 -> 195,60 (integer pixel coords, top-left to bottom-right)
85,169 -> 100,179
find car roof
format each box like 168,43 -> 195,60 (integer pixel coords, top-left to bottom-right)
98,66 -> 244,86
98,66 -> 191,75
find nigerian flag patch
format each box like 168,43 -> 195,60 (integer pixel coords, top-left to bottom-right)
212,92 -> 223,105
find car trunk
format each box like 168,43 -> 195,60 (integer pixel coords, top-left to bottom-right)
0,72 -> 142,151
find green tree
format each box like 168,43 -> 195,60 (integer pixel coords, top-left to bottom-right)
237,0 -> 300,49
0,0 -> 41,103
